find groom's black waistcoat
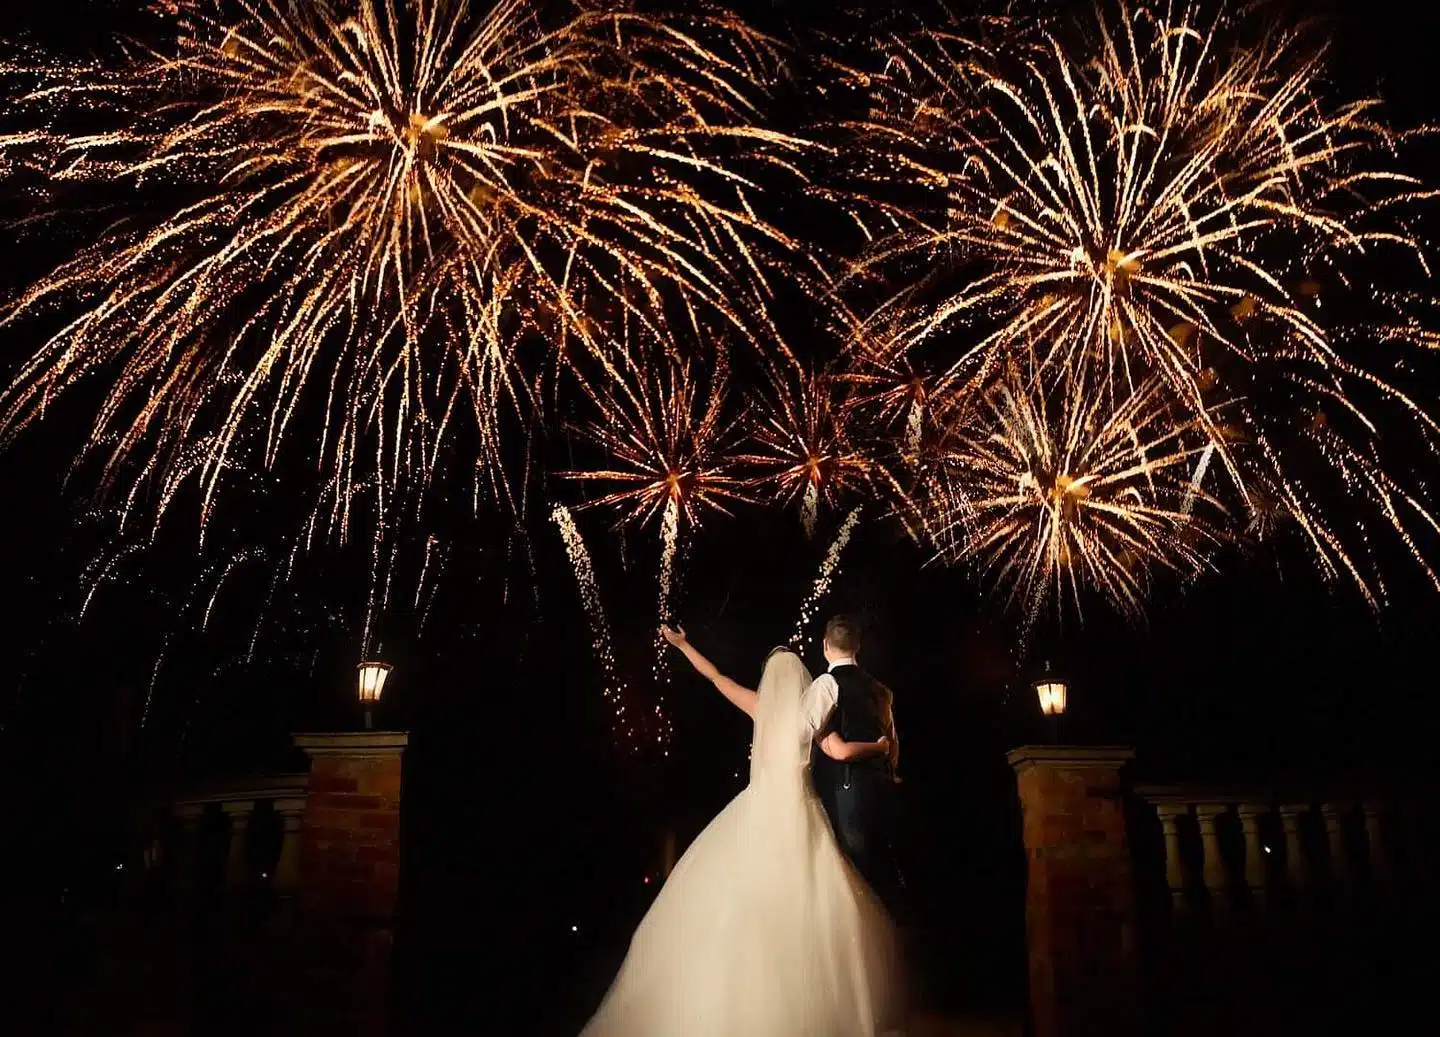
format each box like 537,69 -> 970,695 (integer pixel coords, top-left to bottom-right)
828,663 -> 888,778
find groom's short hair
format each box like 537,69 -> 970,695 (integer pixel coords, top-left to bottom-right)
824,615 -> 861,655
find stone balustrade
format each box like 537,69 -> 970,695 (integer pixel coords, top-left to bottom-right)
132,773 -> 309,908
1133,784 -> 1430,917
1121,780 -> 1440,1034
111,734 -> 407,1036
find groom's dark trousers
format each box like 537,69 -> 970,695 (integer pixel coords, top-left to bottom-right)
835,768 -> 900,910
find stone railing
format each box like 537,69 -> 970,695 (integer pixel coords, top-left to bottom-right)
1131,784 -> 1431,917
128,773 -> 309,910
1006,748 -> 1440,1037
66,734 -> 409,1036
1125,781 -> 1436,1036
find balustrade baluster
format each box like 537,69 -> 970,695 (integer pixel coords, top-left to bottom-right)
172,803 -> 205,907
1236,803 -> 1269,911
273,797 -> 306,895
222,800 -> 256,891
1279,804 -> 1310,913
1321,804 -> 1350,902
1195,804 -> 1230,913
1156,802 -> 1189,914
1362,802 -> 1391,885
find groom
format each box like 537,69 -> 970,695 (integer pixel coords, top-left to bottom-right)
804,615 -> 901,912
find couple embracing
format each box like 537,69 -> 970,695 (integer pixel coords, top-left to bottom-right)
580,616 -> 907,1037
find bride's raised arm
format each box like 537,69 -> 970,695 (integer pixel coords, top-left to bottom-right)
660,625 -> 758,718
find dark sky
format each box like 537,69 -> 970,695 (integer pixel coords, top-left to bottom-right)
2,2 -> 1439,1030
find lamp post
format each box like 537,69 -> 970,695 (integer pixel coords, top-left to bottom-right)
356,660 -> 393,730
1033,661 -> 1067,744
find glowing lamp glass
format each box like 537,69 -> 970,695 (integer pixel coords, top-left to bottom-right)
357,661 -> 393,706
1033,666 -> 1067,717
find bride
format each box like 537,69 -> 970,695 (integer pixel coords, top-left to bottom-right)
579,627 -> 904,1037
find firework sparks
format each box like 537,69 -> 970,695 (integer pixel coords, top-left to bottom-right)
743,370 -> 872,536
915,365 -> 1227,627
564,355 -> 749,528
0,0 -> 813,536
551,504 -> 636,750
13,0 -> 1440,755
76,543 -> 143,624
792,506 -> 863,647
649,496 -> 680,749
839,346 -> 941,467
199,548 -> 267,633
565,354 -> 742,749
59,491 -> 505,756
143,632 -> 173,734
851,1 -> 1440,608
415,536 -> 440,612
1182,443 -> 1216,518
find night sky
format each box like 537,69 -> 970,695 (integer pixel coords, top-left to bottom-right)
2,2 -> 1440,1033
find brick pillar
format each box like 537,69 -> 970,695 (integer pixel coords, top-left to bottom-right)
1009,746 -> 1141,1037
293,732 -> 407,916
289,731 -> 409,1037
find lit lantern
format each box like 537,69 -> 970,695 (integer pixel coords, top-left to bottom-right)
1034,662 -> 1067,743
356,661 -> 393,730
1034,663 -> 1068,717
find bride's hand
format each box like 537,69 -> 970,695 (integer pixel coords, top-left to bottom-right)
660,624 -> 688,647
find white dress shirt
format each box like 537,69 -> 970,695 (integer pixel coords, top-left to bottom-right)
799,656 -> 854,742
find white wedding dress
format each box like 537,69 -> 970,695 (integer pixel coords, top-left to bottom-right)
580,650 -> 903,1037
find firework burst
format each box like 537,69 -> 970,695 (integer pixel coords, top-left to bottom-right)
914,364 -> 1228,628
563,352 -> 746,745
563,354 -> 749,529
742,370 -> 872,536
840,350 -> 935,457
852,0 -> 1440,610
0,0 -> 812,533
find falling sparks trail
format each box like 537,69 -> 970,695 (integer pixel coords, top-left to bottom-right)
77,544 -> 141,623
905,400 -> 924,456
566,354 -> 737,752
650,497 -> 681,749
140,632 -> 172,733
657,498 -> 681,627
552,505 -> 633,751
415,537 -> 440,611
802,482 -> 820,538
200,549 -> 265,633
793,508 -> 863,647
1182,444 -> 1217,518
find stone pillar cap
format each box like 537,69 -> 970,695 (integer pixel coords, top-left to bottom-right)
1007,745 -> 1136,770
293,731 -> 410,757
